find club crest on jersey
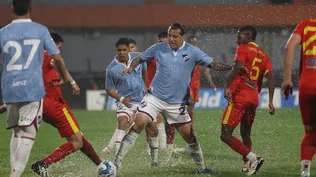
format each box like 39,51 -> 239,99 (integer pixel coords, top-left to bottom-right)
182,54 -> 190,62
141,101 -> 147,108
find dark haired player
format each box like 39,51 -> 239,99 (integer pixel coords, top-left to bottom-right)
114,23 -> 231,174
220,25 -> 275,175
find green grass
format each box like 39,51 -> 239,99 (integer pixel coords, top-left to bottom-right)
0,108 -> 305,177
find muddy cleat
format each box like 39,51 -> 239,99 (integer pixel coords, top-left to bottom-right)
247,157 -> 264,176
197,168 -> 220,175
31,161 -> 49,177
241,161 -> 250,172
301,170 -> 311,177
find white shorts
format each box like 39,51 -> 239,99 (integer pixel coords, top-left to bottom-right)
116,102 -> 139,121
137,94 -> 191,124
6,99 -> 43,130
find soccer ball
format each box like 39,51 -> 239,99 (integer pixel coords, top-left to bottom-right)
97,161 -> 117,177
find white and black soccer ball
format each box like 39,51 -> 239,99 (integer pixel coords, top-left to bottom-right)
97,161 -> 117,177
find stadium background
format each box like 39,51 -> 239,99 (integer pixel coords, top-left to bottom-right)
0,0 -> 315,109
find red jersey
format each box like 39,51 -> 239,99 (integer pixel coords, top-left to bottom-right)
190,66 -> 200,88
42,51 -> 63,98
294,18 -> 316,94
231,42 -> 273,105
146,60 -> 157,89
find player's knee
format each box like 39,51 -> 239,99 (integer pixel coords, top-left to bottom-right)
147,123 -> 158,137
67,133 -> 83,150
133,113 -> 150,130
220,133 -> 231,143
19,125 -> 36,139
117,116 -> 130,130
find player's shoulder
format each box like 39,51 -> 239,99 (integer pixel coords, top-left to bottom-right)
106,60 -> 119,71
129,52 -> 141,59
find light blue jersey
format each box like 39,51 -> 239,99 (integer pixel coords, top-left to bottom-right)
0,19 -> 59,103
105,52 -> 146,103
141,42 -> 213,104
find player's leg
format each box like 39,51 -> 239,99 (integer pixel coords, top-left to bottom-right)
166,122 -> 176,149
7,100 -> 42,177
114,94 -> 161,169
240,105 -> 256,172
220,102 -> 263,175
146,120 -> 160,166
299,93 -> 316,176
164,104 -> 216,174
156,114 -> 167,149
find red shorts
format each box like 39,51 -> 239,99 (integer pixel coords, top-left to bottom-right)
299,92 -> 316,125
221,101 -> 257,127
190,85 -> 200,103
43,96 -> 80,137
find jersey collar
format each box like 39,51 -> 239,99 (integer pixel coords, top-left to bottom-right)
11,19 -> 32,23
248,42 -> 258,47
170,41 -> 186,56
115,53 -> 131,68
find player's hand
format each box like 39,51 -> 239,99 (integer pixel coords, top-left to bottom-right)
209,82 -> 217,91
122,96 -> 133,108
72,83 -> 80,95
268,101 -> 275,115
240,65 -> 249,74
0,104 -> 7,114
121,68 -> 133,75
281,80 -> 293,100
224,86 -> 232,102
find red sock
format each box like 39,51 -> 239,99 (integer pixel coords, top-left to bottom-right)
42,142 -> 76,167
242,143 -> 252,162
166,123 -> 176,145
301,131 -> 316,161
228,137 -> 251,157
81,137 -> 102,166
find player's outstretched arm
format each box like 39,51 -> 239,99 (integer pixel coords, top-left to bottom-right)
51,53 -> 69,83
208,61 -> 232,71
282,33 -> 301,99
122,55 -> 143,75
201,67 -> 216,90
265,71 -> 275,115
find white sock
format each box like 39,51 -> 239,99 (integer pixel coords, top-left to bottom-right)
115,129 -> 126,155
107,128 -> 120,149
10,133 -> 19,169
301,160 -> 312,172
188,142 -> 205,171
157,123 -> 167,149
11,137 -> 35,177
149,136 -> 159,164
246,152 -> 257,162
115,130 -> 139,165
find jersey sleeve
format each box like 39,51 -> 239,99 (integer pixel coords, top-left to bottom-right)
141,44 -> 156,62
233,45 -> 248,64
263,56 -> 273,75
42,27 -> 59,56
194,47 -> 213,67
293,20 -> 306,39
105,69 -> 115,90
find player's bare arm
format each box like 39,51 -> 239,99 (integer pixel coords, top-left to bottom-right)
224,61 -> 244,101
208,61 -> 232,71
201,67 -> 216,90
50,53 -> 69,83
122,55 -> 143,75
142,69 -> 148,85
105,89 -> 132,108
282,33 -> 301,100
265,71 -> 275,115
50,58 -> 80,95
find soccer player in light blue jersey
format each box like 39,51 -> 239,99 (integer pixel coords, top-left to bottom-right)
0,0 -> 69,176
115,23 -> 231,174
103,38 -> 160,165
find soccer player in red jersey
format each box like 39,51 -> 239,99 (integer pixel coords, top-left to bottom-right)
221,26 -> 275,175
282,18 -> 316,177
165,35 -> 216,150
29,31 -> 104,175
